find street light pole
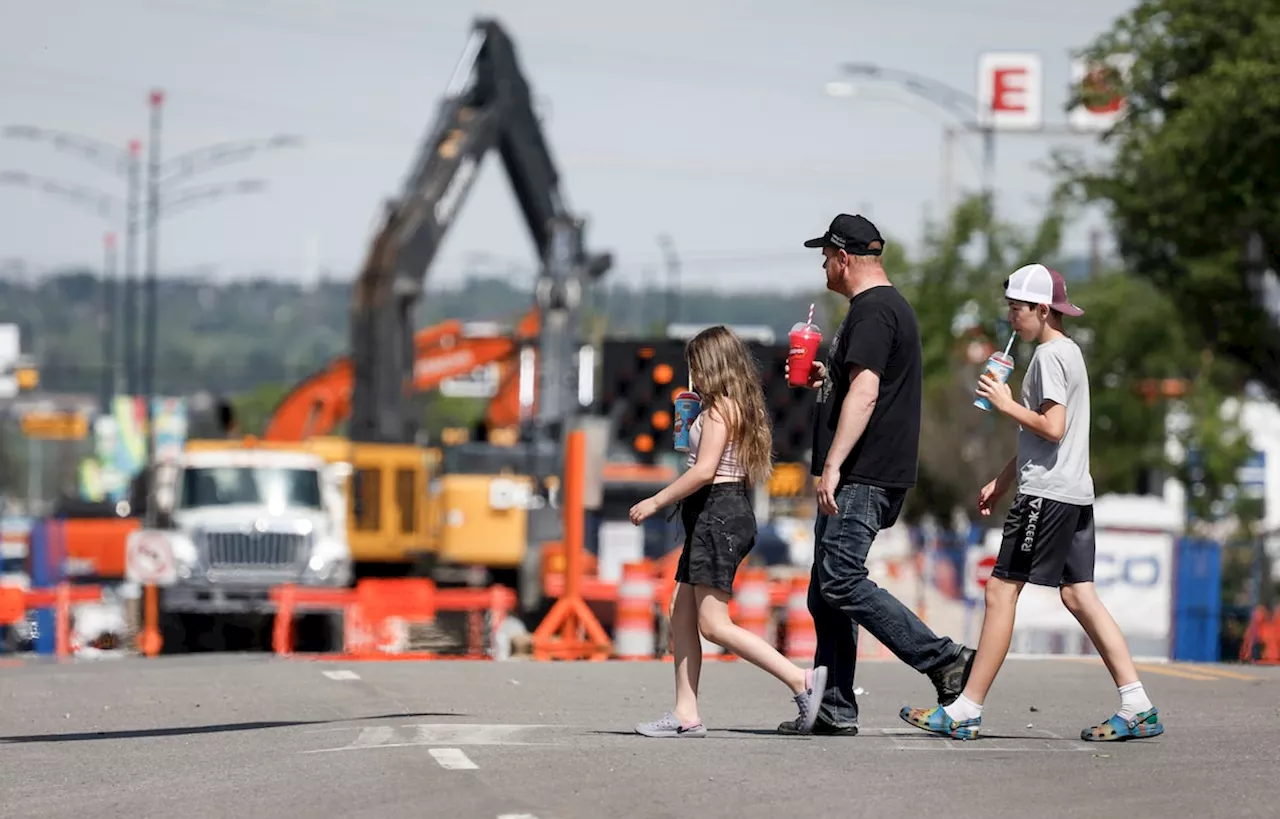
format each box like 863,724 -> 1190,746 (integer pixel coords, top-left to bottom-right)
123,140 -> 142,398
657,234 -> 681,329
101,232 -> 118,410
143,89 -> 164,471
2,119 -> 302,403
829,63 -> 999,266
827,62 -> 1103,268
2,165 -> 262,410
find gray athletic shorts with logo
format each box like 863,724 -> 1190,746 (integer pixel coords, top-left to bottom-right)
991,492 -> 1096,588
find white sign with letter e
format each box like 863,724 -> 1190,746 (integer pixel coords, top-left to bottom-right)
126,529 -> 178,586
977,52 -> 1043,131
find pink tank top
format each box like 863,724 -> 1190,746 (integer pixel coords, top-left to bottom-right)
686,412 -> 747,479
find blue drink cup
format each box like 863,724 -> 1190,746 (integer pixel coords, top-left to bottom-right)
673,391 -> 701,451
974,352 -> 1015,412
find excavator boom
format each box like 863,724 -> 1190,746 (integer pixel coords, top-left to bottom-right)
348,17 -> 609,445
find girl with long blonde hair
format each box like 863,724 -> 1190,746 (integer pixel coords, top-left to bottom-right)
630,325 -> 828,737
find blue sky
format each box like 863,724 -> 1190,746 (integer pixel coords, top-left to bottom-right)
0,0 -> 1136,292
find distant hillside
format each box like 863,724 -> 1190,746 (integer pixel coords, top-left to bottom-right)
1,245 -> 1097,399
0,270 -> 830,398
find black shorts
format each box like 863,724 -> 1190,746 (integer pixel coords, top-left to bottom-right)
991,493 -> 1096,588
675,481 -> 756,594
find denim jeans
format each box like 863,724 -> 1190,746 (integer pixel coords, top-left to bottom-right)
809,481 -> 961,727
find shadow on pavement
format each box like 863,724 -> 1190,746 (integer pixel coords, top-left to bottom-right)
0,712 -> 463,744
590,727 -> 800,739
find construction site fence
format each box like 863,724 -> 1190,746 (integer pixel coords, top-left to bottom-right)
0,559 -> 907,663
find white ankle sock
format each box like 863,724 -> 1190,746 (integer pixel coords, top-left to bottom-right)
1116,681 -> 1152,720
943,693 -> 983,722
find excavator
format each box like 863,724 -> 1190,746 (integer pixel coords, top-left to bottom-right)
263,306 -> 540,443
209,17 -> 625,613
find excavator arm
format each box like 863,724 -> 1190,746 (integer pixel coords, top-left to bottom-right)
348,17 -> 609,445
263,308 -> 540,442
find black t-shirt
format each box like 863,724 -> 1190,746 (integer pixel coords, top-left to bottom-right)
809,285 -> 922,489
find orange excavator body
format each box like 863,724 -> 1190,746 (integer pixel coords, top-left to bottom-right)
264,308 -> 540,443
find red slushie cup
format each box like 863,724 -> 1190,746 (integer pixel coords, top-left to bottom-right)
788,320 -> 823,387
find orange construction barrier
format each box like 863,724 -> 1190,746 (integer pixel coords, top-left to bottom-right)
349,578 -> 437,656
0,586 -> 25,626
735,567 -> 771,644
614,561 -> 656,659
1239,605 -> 1280,665
436,584 -> 518,659
270,585 -> 357,657
270,579 -> 518,660
0,582 -> 104,659
1270,606 -> 1280,664
784,575 -> 817,662
531,429 -> 613,661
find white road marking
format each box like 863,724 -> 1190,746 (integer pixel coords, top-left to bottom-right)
303,723 -> 556,754
429,748 -> 478,770
498,814 -> 538,819
355,727 -> 400,749
408,724 -> 548,746
322,670 -> 360,681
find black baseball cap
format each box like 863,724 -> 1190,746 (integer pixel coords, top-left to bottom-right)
803,213 -> 884,256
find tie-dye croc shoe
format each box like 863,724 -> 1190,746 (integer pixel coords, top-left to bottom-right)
899,705 -> 981,740
1081,708 -> 1164,741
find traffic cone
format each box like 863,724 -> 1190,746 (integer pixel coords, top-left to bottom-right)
735,567 -> 771,643
785,575 -> 817,662
614,562 -> 656,659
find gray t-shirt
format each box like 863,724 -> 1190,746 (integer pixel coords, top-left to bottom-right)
1016,336 -> 1095,505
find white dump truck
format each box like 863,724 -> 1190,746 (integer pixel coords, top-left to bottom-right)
150,443 -> 353,652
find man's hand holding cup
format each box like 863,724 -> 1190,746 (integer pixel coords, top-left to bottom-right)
785,359 -> 826,390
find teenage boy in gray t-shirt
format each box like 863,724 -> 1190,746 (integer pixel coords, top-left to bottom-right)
899,263 -> 1164,743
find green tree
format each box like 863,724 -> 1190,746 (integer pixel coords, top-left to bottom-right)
421,394 -> 489,440
867,190 -> 1247,528
1067,269 -> 1195,494
230,383 -> 291,436
1166,351 -> 1258,529
899,194 -> 1070,523
1059,0 -> 1280,396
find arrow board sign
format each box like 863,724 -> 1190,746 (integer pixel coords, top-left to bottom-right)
126,529 -> 178,586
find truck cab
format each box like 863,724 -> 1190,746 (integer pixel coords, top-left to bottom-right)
155,443 -> 353,651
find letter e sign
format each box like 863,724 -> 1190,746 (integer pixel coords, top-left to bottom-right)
977,52 -> 1042,131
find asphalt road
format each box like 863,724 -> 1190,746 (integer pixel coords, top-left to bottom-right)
1,653 -> 1277,819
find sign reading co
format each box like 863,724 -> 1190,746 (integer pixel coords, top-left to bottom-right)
1093,553 -> 1161,589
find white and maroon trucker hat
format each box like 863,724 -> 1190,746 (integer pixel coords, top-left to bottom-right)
1004,263 -> 1084,317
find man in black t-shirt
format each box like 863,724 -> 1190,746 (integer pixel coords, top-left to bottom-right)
776,214 -> 973,736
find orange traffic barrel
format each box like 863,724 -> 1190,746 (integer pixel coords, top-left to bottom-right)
735,567 -> 771,643
785,575 -> 816,662
615,562 -> 656,659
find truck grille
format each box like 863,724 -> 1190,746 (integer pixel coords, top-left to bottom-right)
205,530 -> 306,569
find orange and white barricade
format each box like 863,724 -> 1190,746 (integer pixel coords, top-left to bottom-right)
614,562 -> 656,659
784,575 -> 817,662
735,568 -> 771,643
0,582 -> 105,659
